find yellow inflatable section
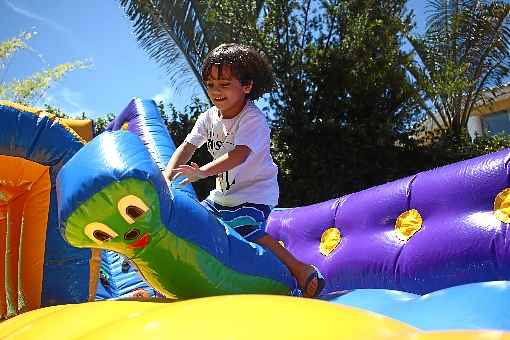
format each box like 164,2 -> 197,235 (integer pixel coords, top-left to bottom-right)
0,295 -> 508,340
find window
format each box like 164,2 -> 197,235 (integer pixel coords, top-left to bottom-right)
481,110 -> 510,136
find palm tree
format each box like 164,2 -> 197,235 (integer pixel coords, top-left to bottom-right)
407,0 -> 510,136
119,0 -> 265,95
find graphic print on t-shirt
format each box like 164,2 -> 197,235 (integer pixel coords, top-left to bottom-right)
206,125 -> 235,156
217,171 -> 235,192
207,124 -> 237,192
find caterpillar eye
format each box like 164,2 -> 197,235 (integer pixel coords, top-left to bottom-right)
118,195 -> 149,224
124,228 -> 141,241
126,205 -> 144,219
85,222 -> 118,245
94,230 -> 113,242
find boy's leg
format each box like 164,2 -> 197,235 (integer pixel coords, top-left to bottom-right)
255,235 -> 320,298
200,200 -> 323,297
201,199 -> 270,241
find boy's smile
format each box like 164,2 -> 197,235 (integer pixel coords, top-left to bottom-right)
206,65 -> 252,118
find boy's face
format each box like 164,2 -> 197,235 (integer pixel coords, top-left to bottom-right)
205,64 -> 252,118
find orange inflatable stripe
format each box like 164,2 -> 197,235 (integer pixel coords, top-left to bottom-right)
0,186 -> 30,317
0,155 -> 50,317
19,169 -> 50,312
88,249 -> 101,301
0,204 -> 6,318
5,193 -> 25,316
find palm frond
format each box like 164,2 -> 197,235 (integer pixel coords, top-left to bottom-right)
119,0 -> 209,94
119,0 -> 267,96
408,0 -> 510,133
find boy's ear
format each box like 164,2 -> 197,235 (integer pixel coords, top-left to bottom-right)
242,81 -> 253,95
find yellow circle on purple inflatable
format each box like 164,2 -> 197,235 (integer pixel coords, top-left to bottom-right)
395,209 -> 423,241
320,227 -> 341,256
494,188 -> 510,223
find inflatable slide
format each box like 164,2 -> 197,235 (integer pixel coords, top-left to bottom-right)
1,98 -> 509,339
96,250 -> 156,300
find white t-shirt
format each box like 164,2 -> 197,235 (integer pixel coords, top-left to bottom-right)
185,101 -> 279,206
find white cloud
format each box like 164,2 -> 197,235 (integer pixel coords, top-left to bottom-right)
44,86 -> 96,118
153,85 -> 208,112
153,86 -> 174,105
3,0 -> 77,49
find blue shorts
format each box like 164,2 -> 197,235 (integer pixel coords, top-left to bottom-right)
201,199 -> 272,242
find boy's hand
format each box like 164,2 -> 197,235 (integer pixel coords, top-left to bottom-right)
162,169 -> 172,183
171,162 -> 207,186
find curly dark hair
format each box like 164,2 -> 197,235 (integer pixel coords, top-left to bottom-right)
201,43 -> 275,100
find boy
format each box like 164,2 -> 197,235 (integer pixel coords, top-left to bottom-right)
164,43 -> 324,298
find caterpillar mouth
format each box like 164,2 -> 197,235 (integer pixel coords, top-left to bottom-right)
127,233 -> 151,249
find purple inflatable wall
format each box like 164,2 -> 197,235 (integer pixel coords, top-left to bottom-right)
267,149 -> 510,294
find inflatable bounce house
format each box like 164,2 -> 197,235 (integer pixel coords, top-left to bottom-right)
0,98 -> 510,339
0,101 -> 156,312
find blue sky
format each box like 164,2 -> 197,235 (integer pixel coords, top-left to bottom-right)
0,0 -> 426,119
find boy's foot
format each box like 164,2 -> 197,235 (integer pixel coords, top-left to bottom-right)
297,265 -> 325,298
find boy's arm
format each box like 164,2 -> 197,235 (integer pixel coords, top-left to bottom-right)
172,145 -> 250,185
201,145 -> 250,175
163,142 -> 197,181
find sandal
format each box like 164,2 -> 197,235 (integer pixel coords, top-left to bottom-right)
302,265 -> 325,298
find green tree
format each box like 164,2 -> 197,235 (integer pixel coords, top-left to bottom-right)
0,32 -> 89,105
119,0 -> 423,205
42,103 -> 68,118
43,103 -> 115,137
407,0 -> 510,136
198,0 -> 421,204
91,113 -> 115,135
